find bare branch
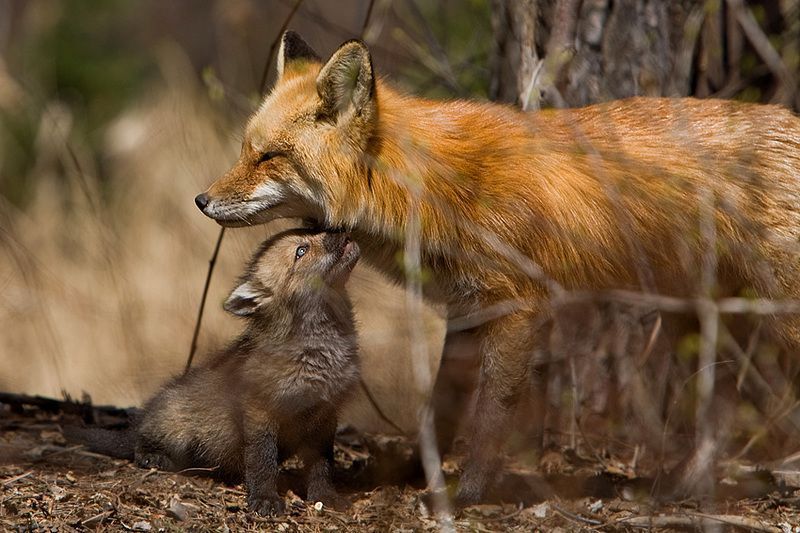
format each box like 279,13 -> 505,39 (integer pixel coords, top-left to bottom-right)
258,0 -> 306,94
185,227 -> 225,374
360,0 -> 377,39
727,0 -> 796,105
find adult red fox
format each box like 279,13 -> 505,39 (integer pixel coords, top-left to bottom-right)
196,32 -> 800,505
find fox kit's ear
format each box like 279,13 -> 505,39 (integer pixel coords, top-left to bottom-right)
224,281 -> 272,316
277,31 -> 320,80
316,40 -> 375,121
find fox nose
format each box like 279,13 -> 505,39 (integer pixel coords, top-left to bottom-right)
194,193 -> 209,210
322,232 -> 350,253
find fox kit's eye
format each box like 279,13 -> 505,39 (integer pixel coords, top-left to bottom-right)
257,151 -> 279,165
295,245 -> 309,261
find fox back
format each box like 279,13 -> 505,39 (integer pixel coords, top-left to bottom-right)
197,36 -> 800,316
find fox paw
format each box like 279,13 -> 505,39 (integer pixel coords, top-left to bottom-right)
454,479 -> 486,510
248,492 -> 286,516
135,452 -> 175,471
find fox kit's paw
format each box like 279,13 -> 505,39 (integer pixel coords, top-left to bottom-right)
454,476 -> 487,510
248,492 -> 286,516
135,452 -> 176,471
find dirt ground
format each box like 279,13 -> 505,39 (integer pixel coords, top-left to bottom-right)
2,399 -> 800,532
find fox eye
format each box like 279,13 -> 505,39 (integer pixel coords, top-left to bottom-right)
257,151 -> 279,165
295,245 -> 309,261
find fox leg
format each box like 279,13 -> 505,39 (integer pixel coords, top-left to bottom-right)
244,423 -> 284,516
302,411 -> 341,509
455,310 -> 536,507
430,327 -> 482,454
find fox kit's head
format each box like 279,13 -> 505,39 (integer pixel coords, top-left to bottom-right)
223,229 -> 360,317
196,31 -> 376,227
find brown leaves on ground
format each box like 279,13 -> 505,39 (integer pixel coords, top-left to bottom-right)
2,403 -> 800,532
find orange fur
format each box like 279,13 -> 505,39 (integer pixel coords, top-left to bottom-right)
198,33 -> 800,504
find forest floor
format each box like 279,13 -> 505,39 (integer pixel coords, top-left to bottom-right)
2,398 -> 800,532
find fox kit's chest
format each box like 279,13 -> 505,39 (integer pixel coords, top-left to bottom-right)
244,336 -> 358,411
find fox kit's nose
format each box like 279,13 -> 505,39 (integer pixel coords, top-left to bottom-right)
322,232 -> 351,253
194,193 -> 209,210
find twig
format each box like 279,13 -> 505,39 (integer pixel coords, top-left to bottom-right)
1,471 -> 33,486
358,379 -> 405,434
393,29 -> 463,95
694,180 -> 719,496
551,504 -> 603,526
275,0 -> 408,65
635,312 -> 662,368
727,0 -> 795,104
258,0 -> 306,94
568,356 -> 578,450
403,0 -> 462,93
177,466 -> 220,475
466,505 -> 524,523
618,512 -> 781,532
360,0 -> 377,39
403,181 -> 452,527
448,289 -> 800,338
564,290 -> 800,316
185,227 -> 225,374
655,359 -> 735,495
73,448 -> 122,461
33,445 -> 86,463
81,510 -> 114,528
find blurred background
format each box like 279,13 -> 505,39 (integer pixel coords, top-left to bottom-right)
1,0 -> 799,463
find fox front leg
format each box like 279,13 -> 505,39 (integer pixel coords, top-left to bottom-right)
245,428 -> 284,516
455,310 -> 537,507
302,411 -> 343,510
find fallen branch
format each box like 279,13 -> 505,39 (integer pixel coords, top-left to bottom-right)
618,512 -> 781,532
551,504 -> 603,526
1,471 -> 33,486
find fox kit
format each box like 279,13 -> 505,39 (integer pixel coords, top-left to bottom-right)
74,229 -> 360,515
195,32 -> 800,505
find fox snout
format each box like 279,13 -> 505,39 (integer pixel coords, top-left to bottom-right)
322,231 -> 351,254
324,233 -> 359,279
194,178 -> 300,227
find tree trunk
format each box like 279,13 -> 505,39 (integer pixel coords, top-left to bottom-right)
489,0 -> 799,110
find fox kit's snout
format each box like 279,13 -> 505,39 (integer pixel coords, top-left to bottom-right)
322,232 -> 359,282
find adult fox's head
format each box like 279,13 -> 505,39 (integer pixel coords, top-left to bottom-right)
195,32 -> 377,227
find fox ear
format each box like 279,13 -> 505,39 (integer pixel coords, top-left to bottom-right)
277,31 -> 320,80
316,40 -> 375,121
223,281 -> 271,316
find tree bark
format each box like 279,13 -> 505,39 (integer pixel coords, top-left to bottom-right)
489,0 -> 798,110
